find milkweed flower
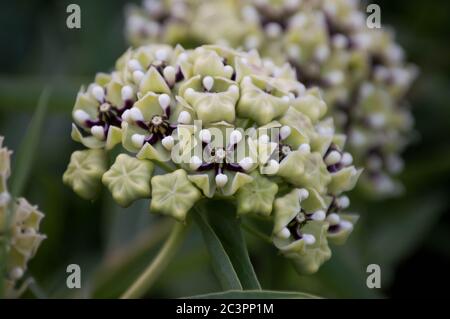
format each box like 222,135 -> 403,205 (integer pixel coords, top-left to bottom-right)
0,137 -> 46,298
64,44 -> 361,274
125,0 -> 417,197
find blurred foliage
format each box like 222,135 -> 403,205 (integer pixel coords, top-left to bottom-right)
0,0 -> 449,298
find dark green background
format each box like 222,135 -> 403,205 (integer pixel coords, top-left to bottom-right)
0,0 -> 449,298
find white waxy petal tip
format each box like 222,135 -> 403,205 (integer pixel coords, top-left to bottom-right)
198,129 -> 212,143
163,66 -> 176,84
92,85 -> 105,102
279,227 -> 291,239
130,107 -> 144,122
178,111 -> 191,124
131,134 -> 146,148
121,85 -> 133,101
189,156 -> 202,171
161,136 -> 174,150
239,157 -> 254,171
215,173 -> 228,188
280,126 -> 291,140
338,196 -> 350,209
74,110 -> 90,124
311,210 -> 326,221
298,143 -> 311,154
91,126 -> 105,140
202,76 -> 214,91
325,150 -> 342,166
158,93 -> 171,110
133,70 -> 145,83
128,59 -> 142,71
327,213 -> 340,226
302,234 -> 316,245
230,130 -> 243,145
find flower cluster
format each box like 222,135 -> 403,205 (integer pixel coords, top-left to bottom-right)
125,0 -> 417,197
64,44 -> 361,274
0,137 -> 46,298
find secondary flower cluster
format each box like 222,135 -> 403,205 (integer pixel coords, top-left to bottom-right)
0,137 -> 46,298
63,44 -> 361,274
125,0 -> 417,197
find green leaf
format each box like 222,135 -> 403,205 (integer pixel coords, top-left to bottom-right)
10,87 -> 51,196
193,208 -> 243,291
204,201 -> 261,290
185,289 -> 320,299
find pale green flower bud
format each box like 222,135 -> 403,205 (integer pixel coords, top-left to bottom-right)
102,154 -> 154,207
63,149 -> 108,200
150,169 -> 201,221
236,171 -> 278,217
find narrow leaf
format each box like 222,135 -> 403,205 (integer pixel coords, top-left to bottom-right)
205,201 -> 261,290
185,289 -> 320,299
10,87 -> 51,196
193,208 -> 243,291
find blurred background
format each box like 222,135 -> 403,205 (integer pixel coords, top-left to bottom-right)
0,0 -> 449,298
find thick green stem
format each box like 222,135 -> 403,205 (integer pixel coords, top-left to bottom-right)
120,221 -> 188,299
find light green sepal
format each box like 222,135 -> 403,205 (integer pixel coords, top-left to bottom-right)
139,67 -> 171,95
188,173 -> 214,198
273,189 -> 301,234
328,167 -> 363,195
71,124 -> 105,149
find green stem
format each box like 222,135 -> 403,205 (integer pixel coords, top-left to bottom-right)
120,222 -> 188,299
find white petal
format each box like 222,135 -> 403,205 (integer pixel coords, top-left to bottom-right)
279,227 -> 291,239
239,157 -> 254,171
92,85 -> 105,102
297,188 -> 309,200
264,159 -> 279,175
215,173 -> 228,188
128,59 -> 142,71
155,49 -> 168,61
298,143 -> 311,154
258,134 -> 270,144
280,126 -> 291,140
189,156 -> 202,170
131,134 -> 146,148
302,234 -> 316,245
163,66 -> 176,84
338,196 -> 350,209
224,65 -> 234,77
340,220 -> 353,230
121,109 -> 131,122
121,85 -> 133,101
184,88 -> 195,98
158,93 -> 171,110
74,110 -> 90,124
130,107 -> 144,122
327,213 -> 340,226
133,70 -> 145,83
91,126 -> 105,140
325,150 -> 342,166
341,152 -> 353,166
311,210 -> 326,221
10,267 -> 24,280
202,76 -> 214,91
161,136 -> 174,150
178,111 -> 191,124
230,130 -> 242,144
228,85 -> 239,94
198,129 -> 212,143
